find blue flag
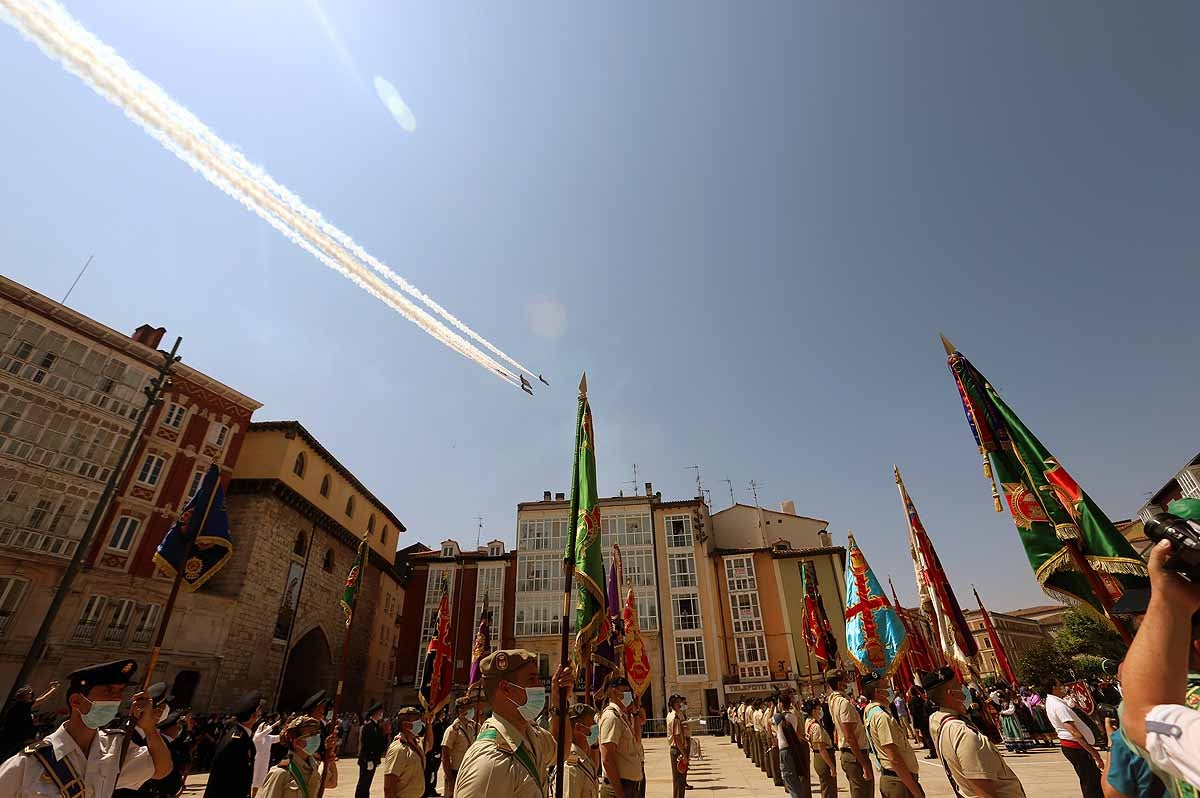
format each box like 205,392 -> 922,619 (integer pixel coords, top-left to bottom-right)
154,463 -> 233,591
844,533 -> 908,678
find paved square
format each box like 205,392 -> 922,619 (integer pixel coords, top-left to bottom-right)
185,734 -> 1087,797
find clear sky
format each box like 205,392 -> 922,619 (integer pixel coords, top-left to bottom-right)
1,1 -> 1197,612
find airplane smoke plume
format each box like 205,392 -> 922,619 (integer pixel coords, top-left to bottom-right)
0,0 -> 538,387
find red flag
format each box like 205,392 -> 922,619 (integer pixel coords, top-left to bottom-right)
974,587 -> 1018,685
801,562 -> 838,665
420,579 -> 453,714
621,585 -> 651,698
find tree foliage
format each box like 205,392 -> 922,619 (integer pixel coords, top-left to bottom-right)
1053,608 -> 1127,661
1071,654 -> 1107,680
1016,639 -> 1071,686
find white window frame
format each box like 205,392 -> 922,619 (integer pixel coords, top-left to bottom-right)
107,515 -> 141,552
671,592 -> 703,631
186,469 -> 205,500
103,599 -> 136,645
668,552 -> 697,589
665,515 -> 692,548
162,402 -> 186,430
675,635 -> 706,677
208,423 -> 229,448
131,603 -> 162,646
136,454 -> 166,486
731,592 -> 764,633
725,556 -> 757,592
0,576 -> 28,637
74,595 -> 107,642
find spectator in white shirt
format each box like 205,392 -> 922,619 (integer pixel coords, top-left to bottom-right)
1044,678 -> 1103,798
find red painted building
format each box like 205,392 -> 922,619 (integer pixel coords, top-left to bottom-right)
394,538 -> 516,693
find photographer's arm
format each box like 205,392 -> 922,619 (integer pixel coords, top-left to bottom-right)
1122,540 -> 1200,750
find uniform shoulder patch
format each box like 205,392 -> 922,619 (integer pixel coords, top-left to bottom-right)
22,740 -> 50,756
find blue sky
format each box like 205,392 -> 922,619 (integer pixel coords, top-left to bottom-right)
1,1 -> 1197,612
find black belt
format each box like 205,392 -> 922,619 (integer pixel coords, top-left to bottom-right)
838,747 -> 867,753
880,769 -> 918,781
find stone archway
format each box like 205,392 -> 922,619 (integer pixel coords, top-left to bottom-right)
278,625 -> 334,711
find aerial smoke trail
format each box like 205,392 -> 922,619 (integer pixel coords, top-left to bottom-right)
0,0 -> 536,386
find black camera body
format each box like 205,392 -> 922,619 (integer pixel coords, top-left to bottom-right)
1143,512 -> 1200,582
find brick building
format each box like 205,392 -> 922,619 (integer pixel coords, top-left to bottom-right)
0,274 -> 260,698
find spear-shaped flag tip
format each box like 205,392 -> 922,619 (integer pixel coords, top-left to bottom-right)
939,333 -> 956,356
579,372 -> 588,396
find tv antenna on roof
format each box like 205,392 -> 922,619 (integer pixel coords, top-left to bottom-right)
685,465 -> 703,498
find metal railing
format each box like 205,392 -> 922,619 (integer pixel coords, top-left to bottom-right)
70,619 -> 100,643
101,623 -> 130,646
642,716 -> 726,738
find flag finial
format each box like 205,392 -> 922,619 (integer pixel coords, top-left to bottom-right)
939,333 -> 956,356
893,465 -> 902,483
579,372 -> 588,396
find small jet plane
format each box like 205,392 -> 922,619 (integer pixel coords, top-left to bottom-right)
537,374 -> 549,386
520,375 -> 534,395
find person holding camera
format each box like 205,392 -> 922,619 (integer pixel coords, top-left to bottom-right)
1120,526 -> 1200,791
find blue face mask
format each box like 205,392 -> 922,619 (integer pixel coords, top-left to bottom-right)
586,725 -> 599,746
516,685 -> 547,724
79,697 -> 121,730
303,736 -> 321,756
621,691 -> 634,708
411,720 -> 424,736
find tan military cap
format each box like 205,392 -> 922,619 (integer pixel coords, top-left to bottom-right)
479,649 -> 538,679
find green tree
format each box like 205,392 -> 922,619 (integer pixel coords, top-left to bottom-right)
1016,639 -> 1071,686
1071,654 -> 1107,680
1053,608 -> 1127,660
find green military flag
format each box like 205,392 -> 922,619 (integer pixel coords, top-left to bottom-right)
944,338 -> 1147,614
569,374 -> 606,669
339,536 -> 368,627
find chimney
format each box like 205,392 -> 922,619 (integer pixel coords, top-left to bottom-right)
818,529 -> 832,548
554,492 -> 566,501
543,491 -> 552,502
644,482 -> 653,497
131,324 -> 166,349
780,500 -> 797,515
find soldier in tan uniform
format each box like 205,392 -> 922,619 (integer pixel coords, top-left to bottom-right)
825,669 -> 873,798
804,699 -> 838,798
923,669 -> 1027,798
382,706 -> 427,798
257,715 -> 338,798
440,696 -> 478,798
598,677 -> 644,798
559,703 -> 599,798
861,670 -> 922,798
453,649 -> 573,798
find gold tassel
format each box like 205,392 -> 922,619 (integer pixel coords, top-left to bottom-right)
983,451 -> 1002,512
1055,523 -> 1081,541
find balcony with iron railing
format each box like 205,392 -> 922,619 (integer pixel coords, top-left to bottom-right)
129,626 -> 154,646
101,623 -> 130,646
71,619 -> 100,644
0,610 -> 12,637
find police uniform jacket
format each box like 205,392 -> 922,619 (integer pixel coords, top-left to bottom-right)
357,720 -> 387,767
201,723 -> 255,798
563,742 -> 598,798
453,714 -> 554,798
0,723 -> 157,798
381,733 -> 425,798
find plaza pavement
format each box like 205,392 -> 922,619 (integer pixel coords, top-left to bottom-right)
184,734 -> 1087,797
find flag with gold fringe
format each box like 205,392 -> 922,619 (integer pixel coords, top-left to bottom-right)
844,533 -> 908,678
569,379 -> 606,670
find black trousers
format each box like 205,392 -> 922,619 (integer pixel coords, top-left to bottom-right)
425,751 -> 441,795
355,762 -> 377,798
1061,745 -> 1103,798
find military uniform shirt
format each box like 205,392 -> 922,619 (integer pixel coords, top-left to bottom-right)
381,734 -> 425,798
827,692 -> 868,750
453,714 -> 554,798
666,711 -> 684,750
864,701 -> 917,774
0,723 -> 157,798
930,711 -> 1026,798
806,718 -> 831,751
598,703 -> 641,782
256,754 -> 321,798
564,743 -> 598,798
440,719 -> 477,772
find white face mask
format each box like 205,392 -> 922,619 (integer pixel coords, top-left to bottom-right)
515,685 -> 546,724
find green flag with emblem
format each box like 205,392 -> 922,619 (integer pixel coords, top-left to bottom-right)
570,375 -> 606,669
339,536 -> 368,627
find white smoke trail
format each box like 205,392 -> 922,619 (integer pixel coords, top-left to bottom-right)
0,0 -> 533,386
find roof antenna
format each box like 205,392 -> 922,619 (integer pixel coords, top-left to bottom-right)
475,516 -> 484,549
62,254 -> 94,305
686,465 -> 703,498
722,478 -> 735,507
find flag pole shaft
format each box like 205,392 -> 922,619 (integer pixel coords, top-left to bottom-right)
316,537 -> 367,798
4,337 -> 180,710
273,522 -> 318,710
556,377 -> 586,798
803,642 -> 816,700
1062,540 -> 1134,644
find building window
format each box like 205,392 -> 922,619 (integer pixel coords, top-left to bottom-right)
735,634 -> 769,678
619,549 -> 656,588
601,513 -> 652,546
320,475 -> 331,498
672,592 -> 702,630
0,576 -> 28,637
731,592 -> 763,633
367,515 -> 376,535
513,597 -> 560,636
136,454 -> 166,486
293,452 -> 306,478
518,518 -> 570,551
73,595 -> 107,643
517,553 -> 558,593
668,553 -> 697,588
665,515 -> 692,548
107,516 -> 141,552
675,636 -> 706,676
208,423 -> 229,448
635,595 -> 659,632
345,496 -> 355,518
322,549 -> 334,572
13,341 -> 32,360
293,531 -> 307,557
102,599 -> 135,645
441,545 -> 455,558
487,542 -> 503,557
186,469 -> 205,500
163,403 -> 186,429
725,556 -> 757,592
381,526 -> 389,547
27,498 -> 52,530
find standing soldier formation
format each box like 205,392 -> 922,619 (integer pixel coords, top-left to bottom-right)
439,696 -> 478,798
925,668 -> 1027,797
861,671 -> 922,798
597,677 -> 645,798
825,669 -> 873,798
382,706 -> 428,798
561,704 -> 599,798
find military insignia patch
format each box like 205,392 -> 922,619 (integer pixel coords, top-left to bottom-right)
1003,484 -> 1049,529
496,652 -> 508,671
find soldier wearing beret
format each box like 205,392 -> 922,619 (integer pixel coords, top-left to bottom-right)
861,670 -> 921,798
202,691 -> 261,798
257,716 -> 338,798
924,668 -> 1026,798
439,696 -> 478,798
382,707 -> 426,798
0,659 -> 172,798
452,649 -> 573,798
558,704 -> 598,798
599,676 -> 645,798
356,702 -> 387,798
825,668 -> 872,798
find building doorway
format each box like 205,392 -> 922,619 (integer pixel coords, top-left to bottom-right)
171,670 -> 201,708
278,626 -> 334,711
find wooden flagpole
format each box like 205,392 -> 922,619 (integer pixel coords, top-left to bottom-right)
555,374 -> 586,798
